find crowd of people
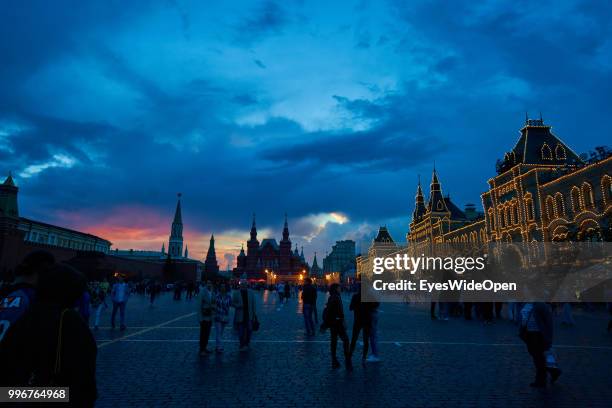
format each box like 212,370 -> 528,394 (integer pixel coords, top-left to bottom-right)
1,250 -> 611,405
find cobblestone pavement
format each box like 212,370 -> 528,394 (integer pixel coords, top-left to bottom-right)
93,291 -> 612,407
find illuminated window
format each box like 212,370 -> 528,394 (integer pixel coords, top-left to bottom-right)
554,192 -> 565,217
488,208 -> 495,230
570,186 -> 582,213
555,143 -> 566,160
513,201 -> 520,224
545,196 -> 555,219
582,182 -> 594,209
602,175 -> 611,206
524,193 -> 535,221
541,143 -> 553,160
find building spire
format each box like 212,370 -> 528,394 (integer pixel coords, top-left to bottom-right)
413,175 -> 426,222
203,233 -> 219,276
168,193 -> 184,258
173,193 -> 182,224
250,213 -> 257,240
427,167 -> 448,213
3,171 -> 15,187
282,213 -> 290,241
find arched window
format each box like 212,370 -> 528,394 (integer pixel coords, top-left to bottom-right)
497,206 -> 504,228
570,186 -> 582,214
488,208 -> 496,230
504,206 -> 511,227
480,229 -> 487,243
554,192 -> 565,217
555,143 -> 566,160
513,201 -> 520,224
546,196 -> 555,219
541,143 -> 553,160
582,182 -> 594,209
602,175 -> 611,206
524,193 -> 535,221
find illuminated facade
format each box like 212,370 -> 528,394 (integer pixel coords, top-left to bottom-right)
233,214 -> 310,280
358,117 -> 611,279
408,117 -> 611,245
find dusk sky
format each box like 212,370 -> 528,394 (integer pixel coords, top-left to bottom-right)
2,0 -> 611,267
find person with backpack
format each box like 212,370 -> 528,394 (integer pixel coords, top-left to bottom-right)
519,302 -> 561,387
0,251 -> 55,344
0,263 -> 97,407
321,283 -> 351,370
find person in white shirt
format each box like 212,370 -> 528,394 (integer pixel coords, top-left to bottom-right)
111,276 -> 130,330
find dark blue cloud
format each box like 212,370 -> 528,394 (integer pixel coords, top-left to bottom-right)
1,0 -> 611,259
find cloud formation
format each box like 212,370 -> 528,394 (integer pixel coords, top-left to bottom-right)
2,0 -> 611,264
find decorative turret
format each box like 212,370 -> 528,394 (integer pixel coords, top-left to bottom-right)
413,175 -> 426,222
498,116 -> 582,173
168,193 -> 184,258
374,226 -> 395,243
184,245 -> 189,259
279,213 -> 292,274
161,242 -> 166,255
427,167 -> 449,214
250,213 -> 257,241
203,234 -> 219,277
246,213 -> 260,272
237,244 -> 246,269
311,252 -> 322,277
294,244 -> 299,257
0,172 -> 19,219
282,213 -> 289,241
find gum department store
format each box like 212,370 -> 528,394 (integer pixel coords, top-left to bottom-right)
358,117 -> 611,275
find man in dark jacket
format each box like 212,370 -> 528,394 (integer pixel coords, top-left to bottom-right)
349,289 -> 371,364
301,278 -> 317,336
323,283 -> 351,370
0,263 -> 97,407
520,302 -> 559,387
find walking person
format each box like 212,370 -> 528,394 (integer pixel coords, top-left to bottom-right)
321,283 -> 351,370
110,276 -> 129,330
348,287 -> 370,365
91,284 -> 105,330
149,281 -> 159,306
277,282 -> 285,305
301,278 -> 317,336
213,283 -> 232,353
232,279 -> 257,351
284,281 -> 291,302
367,302 -> 381,362
519,302 -> 561,387
197,281 -> 214,355
76,288 -> 91,326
